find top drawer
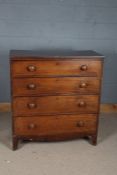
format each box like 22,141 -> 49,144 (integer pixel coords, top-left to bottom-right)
11,60 -> 102,77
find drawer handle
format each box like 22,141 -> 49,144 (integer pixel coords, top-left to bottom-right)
79,82 -> 87,88
80,65 -> 88,71
28,103 -> 37,109
78,101 -> 86,107
27,84 -> 36,90
76,121 -> 84,127
27,65 -> 36,72
28,123 -> 37,129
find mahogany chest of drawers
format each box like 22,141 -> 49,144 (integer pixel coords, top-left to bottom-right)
10,50 -> 104,150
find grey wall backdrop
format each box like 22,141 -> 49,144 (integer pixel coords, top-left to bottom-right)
0,0 -> 117,103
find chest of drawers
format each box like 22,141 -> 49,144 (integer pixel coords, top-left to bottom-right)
10,50 -> 104,150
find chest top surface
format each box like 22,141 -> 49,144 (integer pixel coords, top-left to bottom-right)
10,50 -> 104,60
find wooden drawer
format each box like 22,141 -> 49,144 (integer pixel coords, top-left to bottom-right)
11,60 -> 102,77
13,95 -> 99,116
12,77 -> 100,96
14,114 -> 97,136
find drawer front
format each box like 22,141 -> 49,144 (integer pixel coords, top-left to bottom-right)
12,77 -> 100,96
13,95 -> 99,116
14,114 -> 97,136
11,60 -> 102,77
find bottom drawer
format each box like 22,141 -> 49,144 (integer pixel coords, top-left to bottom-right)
14,114 -> 97,136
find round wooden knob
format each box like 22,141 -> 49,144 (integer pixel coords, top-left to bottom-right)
80,65 -> 88,71
76,121 -> 84,127
80,82 -> 87,88
28,103 -> 37,109
27,84 -> 36,90
78,101 -> 86,107
28,123 -> 36,129
27,65 -> 36,72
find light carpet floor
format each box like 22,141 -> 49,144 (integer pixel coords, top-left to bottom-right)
0,112 -> 117,175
